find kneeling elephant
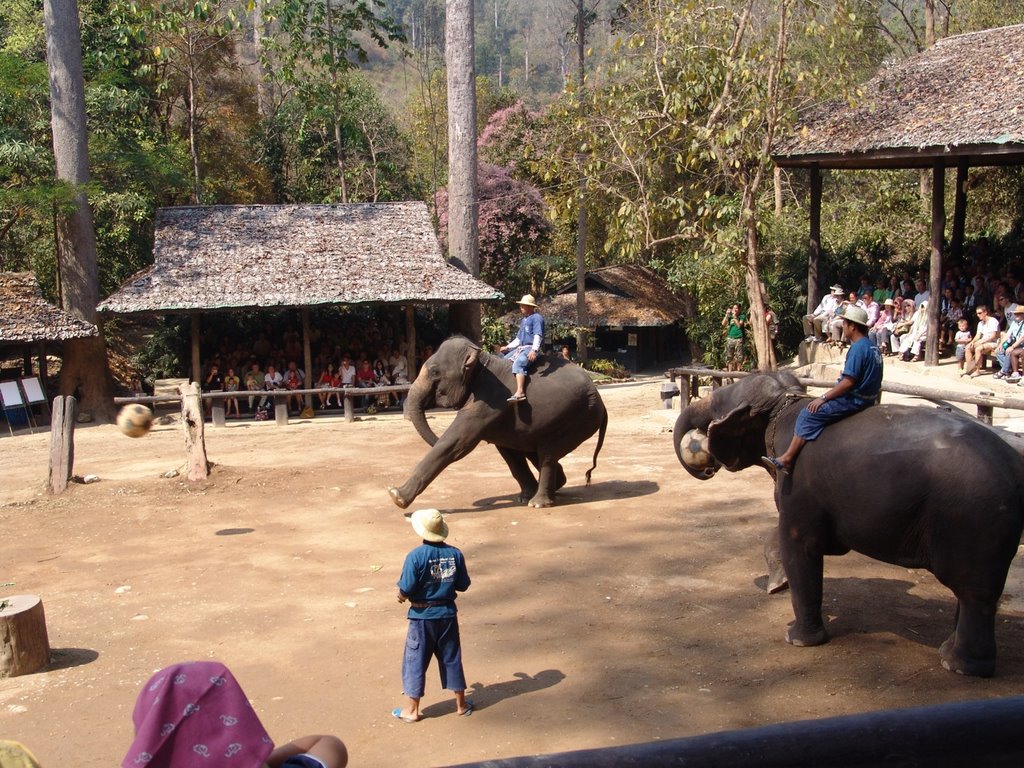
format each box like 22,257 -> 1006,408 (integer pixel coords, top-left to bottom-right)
674,372 -> 1024,677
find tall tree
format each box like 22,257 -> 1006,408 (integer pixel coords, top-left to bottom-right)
43,0 -> 115,419
446,0 -> 480,340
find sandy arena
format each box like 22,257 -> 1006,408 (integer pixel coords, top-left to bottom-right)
1,377 -> 1023,766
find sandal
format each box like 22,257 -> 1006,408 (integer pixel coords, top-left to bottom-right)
507,393 -> 526,403
761,456 -> 790,475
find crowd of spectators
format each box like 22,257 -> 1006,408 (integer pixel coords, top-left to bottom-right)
188,314 -> 434,419
803,264 -> 1024,377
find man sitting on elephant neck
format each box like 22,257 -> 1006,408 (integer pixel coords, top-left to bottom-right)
763,305 -> 882,474
500,294 -> 545,403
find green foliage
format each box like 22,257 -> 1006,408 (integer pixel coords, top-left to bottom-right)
130,316 -> 191,379
583,357 -> 629,379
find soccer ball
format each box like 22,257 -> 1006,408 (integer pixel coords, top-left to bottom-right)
680,428 -> 714,470
117,403 -> 153,438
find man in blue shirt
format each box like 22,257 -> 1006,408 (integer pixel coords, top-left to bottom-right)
393,508 -> 472,723
763,305 -> 882,474
500,294 -> 545,403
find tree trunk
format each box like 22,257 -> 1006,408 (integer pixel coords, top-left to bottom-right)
325,2 -> 349,203
742,186 -> 776,371
574,0 -> 589,362
446,0 -> 480,341
44,0 -> 115,422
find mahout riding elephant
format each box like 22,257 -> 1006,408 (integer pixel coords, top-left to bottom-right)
389,336 -> 608,509
673,371 -> 1024,677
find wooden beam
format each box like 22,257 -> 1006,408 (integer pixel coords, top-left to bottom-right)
773,142 -> 1024,170
807,166 -> 822,314
301,307 -> 313,411
950,158 -> 968,261
926,161 -> 945,367
190,313 -> 201,384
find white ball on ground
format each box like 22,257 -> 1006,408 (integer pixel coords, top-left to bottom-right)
680,428 -> 714,469
117,403 -> 153,438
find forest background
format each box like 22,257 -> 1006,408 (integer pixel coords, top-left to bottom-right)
3,0 -> 1024,378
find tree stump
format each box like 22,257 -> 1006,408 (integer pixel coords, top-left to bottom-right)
0,595 -> 50,678
179,382 -> 209,481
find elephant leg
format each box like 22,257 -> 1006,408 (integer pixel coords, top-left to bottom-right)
763,526 -> 789,594
939,596 -> 998,677
527,456 -> 561,508
388,431 -> 481,508
496,447 -> 538,504
780,530 -> 828,647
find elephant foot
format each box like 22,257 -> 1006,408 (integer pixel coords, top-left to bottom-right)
388,487 -> 409,509
786,622 -> 829,647
527,493 -> 555,508
766,574 -> 790,594
939,635 -> 995,678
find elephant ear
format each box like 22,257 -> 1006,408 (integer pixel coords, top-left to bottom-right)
462,344 -> 481,386
706,404 -> 765,471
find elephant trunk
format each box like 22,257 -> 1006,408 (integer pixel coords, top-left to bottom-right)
673,400 -> 720,481
404,363 -> 439,446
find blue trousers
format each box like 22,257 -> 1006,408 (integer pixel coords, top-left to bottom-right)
402,617 -> 466,698
794,397 -> 871,441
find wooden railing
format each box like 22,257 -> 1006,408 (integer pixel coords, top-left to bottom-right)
114,384 -> 412,426
665,366 -> 1024,425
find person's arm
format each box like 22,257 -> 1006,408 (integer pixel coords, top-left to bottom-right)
806,376 -> 856,413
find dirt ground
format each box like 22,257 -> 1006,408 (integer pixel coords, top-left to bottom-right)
2,377 -> 1024,767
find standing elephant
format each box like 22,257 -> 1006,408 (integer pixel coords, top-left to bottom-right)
389,336 -> 607,509
673,372 -> 1024,677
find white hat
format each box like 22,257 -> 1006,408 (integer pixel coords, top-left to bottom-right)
830,284 -> 844,295
518,294 -> 538,307
409,508 -> 448,542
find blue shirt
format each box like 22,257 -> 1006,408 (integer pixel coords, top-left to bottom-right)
398,542 -> 471,619
515,312 -> 545,350
840,336 -> 883,404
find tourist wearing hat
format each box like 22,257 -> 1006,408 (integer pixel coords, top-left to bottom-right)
994,304 -> 1024,382
897,300 -> 930,362
763,304 -> 882,475
500,294 -> 545,403
867,298 -> 895,353
801,284 -> 843,343
393,509 -> 472,723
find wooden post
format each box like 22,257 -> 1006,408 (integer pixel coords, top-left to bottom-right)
950,158 -> 968,262
807,165 -> 822,314
179,382 -> 209,481
301,307 -> 313,411
47,395 -> 76,494
190,313 -> 201,385
926,161 -> 946,367
0,595 -> 51,677
344,391 -> 355,423
405,305 -> 417,378
211,398 -> 226,427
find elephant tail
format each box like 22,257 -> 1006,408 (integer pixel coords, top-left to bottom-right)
585,407 -> 608,485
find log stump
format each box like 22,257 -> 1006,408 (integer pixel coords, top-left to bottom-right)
0,595 -> 50,677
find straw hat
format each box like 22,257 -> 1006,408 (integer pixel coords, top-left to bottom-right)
1012,304 -> 1024,315
830,284 -> 844,295
518,294 -> 538,307
409,508 -> 448,542
883,298 -> 895,306
843,305 -> 871,328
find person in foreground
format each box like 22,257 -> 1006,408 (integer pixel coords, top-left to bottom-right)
393,508 -> 472,723
762,304 -> 882,474
122,660 -> 347,768
0,741 -> 42,768
499,294 -> 545,403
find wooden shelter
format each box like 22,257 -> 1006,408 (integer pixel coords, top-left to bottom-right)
0,271 -> 98,384
98,202 -> 501,388
772,23 -> 1024,365
527,265 -> 687,371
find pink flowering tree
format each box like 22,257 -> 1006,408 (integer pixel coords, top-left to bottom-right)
435,161 -> 552,300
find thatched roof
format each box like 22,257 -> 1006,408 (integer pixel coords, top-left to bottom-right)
98,203 -> 501,314
0,272 -> 98,344
507,265 -> 686,327
773,24 -> 1024,169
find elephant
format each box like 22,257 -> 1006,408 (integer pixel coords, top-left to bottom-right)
673,371 -> 1024,677
389,336 -> 608,509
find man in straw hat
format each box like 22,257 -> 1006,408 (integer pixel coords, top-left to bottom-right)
801,284 -> 844,343
763,304 -> 882,475
500,294 -> 545,403
393,509 -> 472,723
